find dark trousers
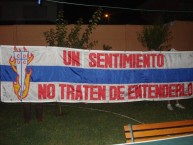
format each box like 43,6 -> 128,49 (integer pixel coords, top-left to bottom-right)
23,103 -> 43,123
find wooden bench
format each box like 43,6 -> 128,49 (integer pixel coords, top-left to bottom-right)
124,119 -> 193,143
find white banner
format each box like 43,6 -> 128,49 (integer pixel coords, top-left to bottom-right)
0,45 -> 193,103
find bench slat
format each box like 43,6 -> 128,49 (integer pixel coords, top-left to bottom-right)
124,120 -> 193,143
125,126 -> 193,138
126,133 -> 193,143
124,120 -> 193,131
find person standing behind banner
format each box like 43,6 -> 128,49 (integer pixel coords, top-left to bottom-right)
23,103 -> 43,123
167,48 -> 185,111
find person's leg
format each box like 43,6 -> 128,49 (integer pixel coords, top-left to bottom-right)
167,100 -> 174,111
35,103 -> 43,122
23,103 -> 31,123
175,100 -> 185,109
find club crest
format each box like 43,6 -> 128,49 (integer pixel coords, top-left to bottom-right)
9,46 -> 34,100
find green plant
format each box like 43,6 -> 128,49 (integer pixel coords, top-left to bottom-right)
137,23 -> 173,51
44,8 -> 103,49
103,44 -> 112,50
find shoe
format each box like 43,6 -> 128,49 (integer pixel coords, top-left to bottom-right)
167,104 -> 174,111
175,103 -> 185,109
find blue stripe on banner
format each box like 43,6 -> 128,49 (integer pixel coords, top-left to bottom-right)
1,65 -> 193,84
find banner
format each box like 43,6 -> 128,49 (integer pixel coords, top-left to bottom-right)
0,45 -> 193,103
